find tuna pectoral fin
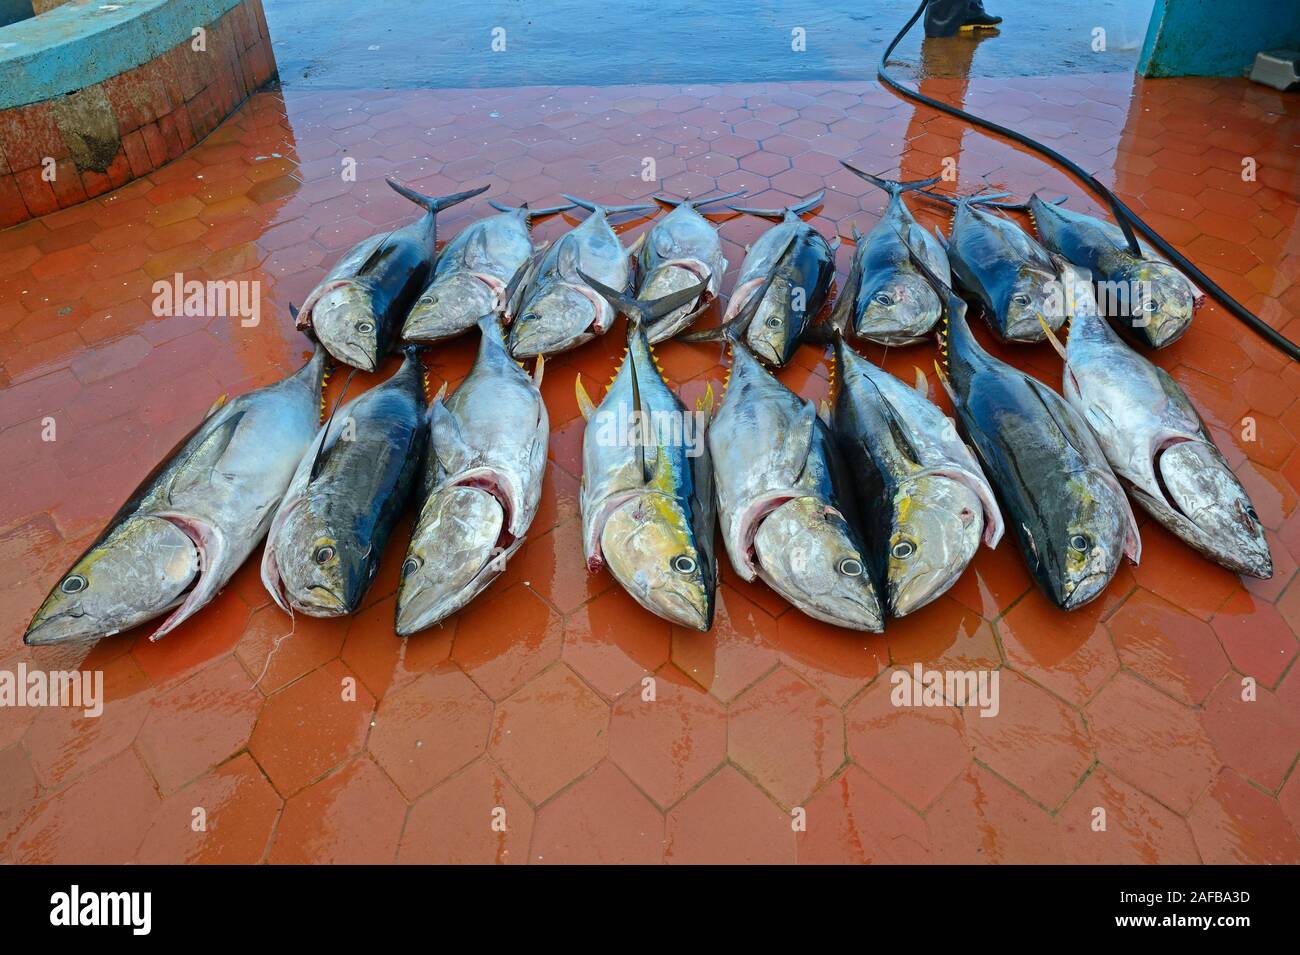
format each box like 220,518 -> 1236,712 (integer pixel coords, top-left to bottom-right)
780,401 -> 819,487
148,516 -> 228,641
430,400 -> 473,463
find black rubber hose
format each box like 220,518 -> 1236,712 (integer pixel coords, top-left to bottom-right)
877,0 -> 1300,361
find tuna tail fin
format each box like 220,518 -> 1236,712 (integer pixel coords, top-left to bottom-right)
678,232 -> 799,345
488,199 -> 576,220
653,189 -> 747,210
917,189 -> 1014,209
560,194 -> 657,217
839,160 -> 942,196
727,189 -> 825,220
387,178 -> 490,214
576,269 -> 708,333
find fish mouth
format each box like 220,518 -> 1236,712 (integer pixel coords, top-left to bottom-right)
23,610 -> 96,646
855,323 -> 929,347
323,340 -> 377,372
1061,572 -> 1109,610
402,308 -> 467,343
1145,313 -> 1192,348
295,584 -> 351,616
633,584 -> 711,631
395,583 -> 459,636
890,565 -> 961,617
748,336 -> 784,366
1003,313 -> 1051,342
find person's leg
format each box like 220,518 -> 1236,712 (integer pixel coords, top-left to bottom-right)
924,0 -> 970,38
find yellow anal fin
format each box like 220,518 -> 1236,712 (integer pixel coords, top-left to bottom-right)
533,353 -> 546,389
695,381 -> 715,420
575,373 -> 596,421
1038,315 -> 1068,361
913,366 -> 929,397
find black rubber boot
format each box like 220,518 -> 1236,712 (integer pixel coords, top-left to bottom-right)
962,0 -> 1002,28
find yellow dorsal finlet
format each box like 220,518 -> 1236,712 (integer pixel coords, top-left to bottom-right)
205,393 -> 229,420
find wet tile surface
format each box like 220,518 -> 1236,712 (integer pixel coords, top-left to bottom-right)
1,71 -> 1298,863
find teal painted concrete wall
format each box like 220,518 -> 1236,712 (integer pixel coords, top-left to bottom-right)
1139,0 -> 1300,77
0,0 -> 33,30
0,0 -> 243,109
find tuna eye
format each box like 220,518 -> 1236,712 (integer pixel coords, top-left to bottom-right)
838,557 -> 864,577
1142,299 -> 1158,312
1069,534 -> 1090,553
357,321 -> 375,334
1012,293 -> 1031,307
1245,505 -> 1260,522
765,316 -> 781,328
874,291 -> 894,306
61,574 -> 87,594
314,545 -> 336,565
891,540 -> 916,560
671,555 -> 697,575
402,557 -> 422,577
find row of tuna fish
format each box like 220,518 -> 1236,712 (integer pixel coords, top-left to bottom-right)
23,170 -> 1267,645
292,167 -> 1203,374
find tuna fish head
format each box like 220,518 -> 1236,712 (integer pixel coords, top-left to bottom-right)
271,499 -> 370,616
601,489 -> 713,631
24,517 -> 199,645
856,270 -> 941,343
404,273 -> 497,342
1113,260 -> 1195,347
1000,265 -> 1063,341
1136,439 -> 1272,578
753,497 -> 883,631
887,475 -> 983,616
1039,469 -> 1129,610
312,282 -> 381,371
509,283 -> 597,357
396,484 -> 511,635
744,277 -> 798,366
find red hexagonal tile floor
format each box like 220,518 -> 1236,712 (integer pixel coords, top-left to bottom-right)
1,66 -> 1298,864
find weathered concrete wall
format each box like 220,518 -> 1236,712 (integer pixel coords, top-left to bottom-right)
1139,0 -> 1300,77
0,0 -> 277,227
